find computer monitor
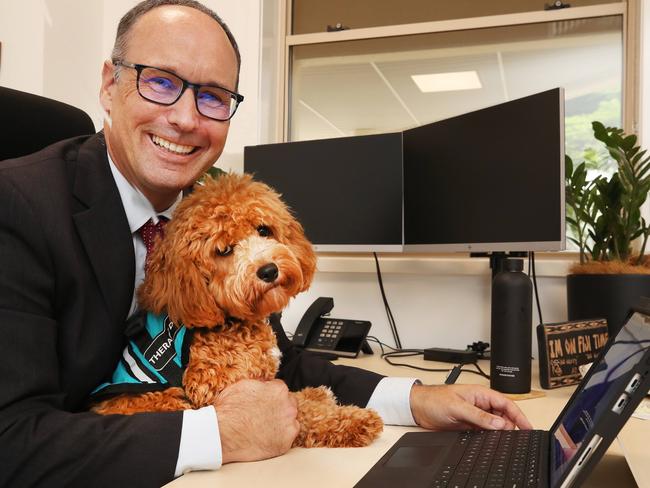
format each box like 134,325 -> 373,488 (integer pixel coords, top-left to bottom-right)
244,88 -> 565,254
403,88 -> 565,252
244,132 -> 404,252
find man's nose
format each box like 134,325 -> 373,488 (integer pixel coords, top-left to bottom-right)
167,88 -> 200,130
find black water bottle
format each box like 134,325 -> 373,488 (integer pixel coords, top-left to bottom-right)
490,258 -> 532,394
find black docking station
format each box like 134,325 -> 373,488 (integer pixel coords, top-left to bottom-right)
423,347 -> 478,364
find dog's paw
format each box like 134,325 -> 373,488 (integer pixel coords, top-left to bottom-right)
295,402 -> 384,448
294,386 -> 336,404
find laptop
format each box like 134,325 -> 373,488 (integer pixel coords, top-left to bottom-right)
355,306 -> 650,488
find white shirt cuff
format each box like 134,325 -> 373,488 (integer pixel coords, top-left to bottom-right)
174,406 -> 222,477
365,377 -> 420,426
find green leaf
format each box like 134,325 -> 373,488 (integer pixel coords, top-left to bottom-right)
198,166 -> 226,184
568,236 -> 582,247
565,155 -> 573,178
622,134 -> 637,151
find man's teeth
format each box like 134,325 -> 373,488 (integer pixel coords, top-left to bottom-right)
151,135 -> 195,155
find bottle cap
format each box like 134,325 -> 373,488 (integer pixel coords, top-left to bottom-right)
504,258 -> 524,272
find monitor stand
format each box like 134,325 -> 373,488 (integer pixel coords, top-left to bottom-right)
471,251 -> 528,280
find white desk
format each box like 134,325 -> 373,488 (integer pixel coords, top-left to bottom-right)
166,354 -> 647,487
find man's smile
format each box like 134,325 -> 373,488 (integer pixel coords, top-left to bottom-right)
150,134 -> 198,155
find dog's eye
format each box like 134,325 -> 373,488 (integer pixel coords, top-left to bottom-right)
216,245 -> 233,257
257,225 -> 272,237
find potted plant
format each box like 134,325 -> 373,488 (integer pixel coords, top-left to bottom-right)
565,121 -> 650,335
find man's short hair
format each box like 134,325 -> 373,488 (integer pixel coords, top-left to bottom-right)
111,0 -> 241,87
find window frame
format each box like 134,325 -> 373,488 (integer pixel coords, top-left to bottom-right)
278,2 -> 638,141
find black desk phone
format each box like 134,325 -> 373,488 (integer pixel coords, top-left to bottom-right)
292,297 -> 373,358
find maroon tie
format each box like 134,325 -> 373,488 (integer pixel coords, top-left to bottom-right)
139,217 -> 168,269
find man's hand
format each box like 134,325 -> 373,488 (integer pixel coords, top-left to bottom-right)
410,383 -> 533,431
215,379 -> 300,464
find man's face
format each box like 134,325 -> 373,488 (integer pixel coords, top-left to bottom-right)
100,6 -> 239,210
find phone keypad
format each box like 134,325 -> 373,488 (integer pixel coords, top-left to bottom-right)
315,319 -> 343,349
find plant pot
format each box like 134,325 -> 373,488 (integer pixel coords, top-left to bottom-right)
566,273 -> 650,336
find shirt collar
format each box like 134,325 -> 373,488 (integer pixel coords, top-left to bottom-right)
107,151 -> 181,233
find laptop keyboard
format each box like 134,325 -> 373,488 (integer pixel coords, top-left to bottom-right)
431,430 -> 544,488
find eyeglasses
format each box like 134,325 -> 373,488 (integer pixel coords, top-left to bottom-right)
112,60 -> 244,121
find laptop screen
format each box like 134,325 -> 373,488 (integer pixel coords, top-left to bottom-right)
549,311 -> 650,485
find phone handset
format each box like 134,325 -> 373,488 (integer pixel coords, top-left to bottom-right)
292,297 -> 334,347
293,297 -> 373,358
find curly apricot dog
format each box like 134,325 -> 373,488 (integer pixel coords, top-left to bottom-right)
90,173 -> 383,448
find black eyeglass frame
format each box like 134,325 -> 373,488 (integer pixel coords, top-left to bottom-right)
112,60 -> 244,121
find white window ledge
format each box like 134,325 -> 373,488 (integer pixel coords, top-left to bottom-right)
315,252 -> 577,278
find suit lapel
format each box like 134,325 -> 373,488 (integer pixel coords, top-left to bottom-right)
72,133 -> 135,325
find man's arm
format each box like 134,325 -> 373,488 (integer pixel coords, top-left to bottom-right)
0,400 -> 183,487
269,316 -> 532,431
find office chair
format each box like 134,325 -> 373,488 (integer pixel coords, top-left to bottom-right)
0,86 -> 96,161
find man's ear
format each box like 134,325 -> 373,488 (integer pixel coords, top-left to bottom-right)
99,60 -> 116,120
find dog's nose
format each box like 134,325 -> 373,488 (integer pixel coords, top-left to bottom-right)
257,263 -> 279,283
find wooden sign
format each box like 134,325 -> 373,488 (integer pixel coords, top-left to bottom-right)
537,319 -> 609,389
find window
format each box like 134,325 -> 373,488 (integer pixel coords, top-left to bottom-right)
290,15 -> 623,169
286,4 -> 635,163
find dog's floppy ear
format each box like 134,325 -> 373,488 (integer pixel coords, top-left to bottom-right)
285,218 -> 317,292
138,222 -> 226,328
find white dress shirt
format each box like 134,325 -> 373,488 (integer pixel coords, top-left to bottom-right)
107,156 -> 418,477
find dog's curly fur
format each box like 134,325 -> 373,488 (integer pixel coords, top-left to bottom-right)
91,173 -> 383,448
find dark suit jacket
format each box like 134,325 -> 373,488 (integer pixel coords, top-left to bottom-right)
0,133 -> 383,488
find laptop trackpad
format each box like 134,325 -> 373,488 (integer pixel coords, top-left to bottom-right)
355,432 -> 461,487
385,445 -> 447,468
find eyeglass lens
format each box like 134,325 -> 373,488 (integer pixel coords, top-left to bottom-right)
138,66 -> 236,120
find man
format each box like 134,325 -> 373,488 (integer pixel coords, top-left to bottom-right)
0,1 -> 531,486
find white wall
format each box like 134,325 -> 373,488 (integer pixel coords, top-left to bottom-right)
281,265 -> 568,352
0,1 -> 648,356
0,0 -> 45,95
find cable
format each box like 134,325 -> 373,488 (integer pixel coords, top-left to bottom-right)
383,351 -> 452,373
529,251 -> 544,325
366,336 -> 401,355
445,365 -> 462,384
469,361 -> 490,380
369,336 -> 491,380
367,334 -> 492,381
373,252 -> 403,349
444,362 -> 491,382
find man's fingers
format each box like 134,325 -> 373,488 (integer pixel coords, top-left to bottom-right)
492,396 -> 533,430
452,394 -> 525,431
474,387 -> 533,430
473,405 -> 508,430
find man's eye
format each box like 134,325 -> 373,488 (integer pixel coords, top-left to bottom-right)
198,90 -> 226,106
145,76 -> 177,92
257,225 -> 272,237
216,245 -> 233,257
